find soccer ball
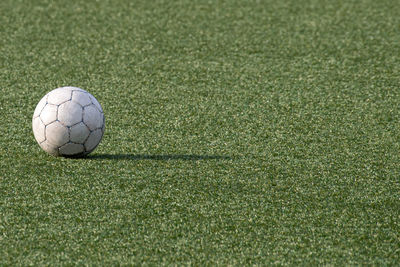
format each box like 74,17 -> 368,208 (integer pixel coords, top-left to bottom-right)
32,86 -> 105,157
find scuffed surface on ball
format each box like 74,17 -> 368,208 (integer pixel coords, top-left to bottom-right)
32,117 -> 46,143
70,122 -> 90,144
47,88 -> 72,105
46,121 -> 69,146
84,105 -> 103,131
32,86 -> 105,157
85,129 -> 103,152
40,104 -> 58,125
59,143 -> 85,156
58,101 -> 83,126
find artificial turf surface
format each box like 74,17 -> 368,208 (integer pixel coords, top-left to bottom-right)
1,0 -> 400,265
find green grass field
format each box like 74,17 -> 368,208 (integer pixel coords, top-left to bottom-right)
1,0 -> 399,265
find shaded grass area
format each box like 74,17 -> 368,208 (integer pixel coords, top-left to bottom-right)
87,153 -> 232,160
1,0 -> 399,265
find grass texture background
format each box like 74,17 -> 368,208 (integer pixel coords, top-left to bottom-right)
1,0 -> 399,265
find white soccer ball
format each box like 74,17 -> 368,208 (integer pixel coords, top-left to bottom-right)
32,86 -> 105,157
